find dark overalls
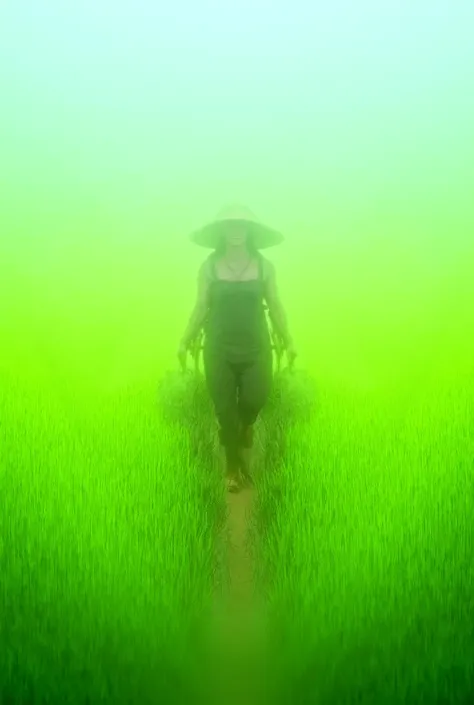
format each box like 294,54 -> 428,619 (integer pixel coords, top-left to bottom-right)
203,253 -> 273,473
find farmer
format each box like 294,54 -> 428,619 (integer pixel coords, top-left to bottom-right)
178,204 -> 296,492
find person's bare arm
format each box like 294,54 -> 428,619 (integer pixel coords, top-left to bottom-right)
180,259 -> 211,347
263,259 -> 293,347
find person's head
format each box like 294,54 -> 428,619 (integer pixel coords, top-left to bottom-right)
189,204 -> 284,252
216,220 -> 257,254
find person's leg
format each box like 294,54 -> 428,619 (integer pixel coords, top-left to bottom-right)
237,349 -> 273,477
203,346 -> 241,490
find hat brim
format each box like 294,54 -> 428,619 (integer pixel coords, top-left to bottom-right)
189,218 -> 284,250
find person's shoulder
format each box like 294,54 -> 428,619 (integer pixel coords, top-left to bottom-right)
259,253 -> 275,280
199,253 -> 216,280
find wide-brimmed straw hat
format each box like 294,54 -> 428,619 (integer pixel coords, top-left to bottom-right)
189,204 -> 284,250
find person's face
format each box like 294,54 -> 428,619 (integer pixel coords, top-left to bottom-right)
223,221 -> 248,248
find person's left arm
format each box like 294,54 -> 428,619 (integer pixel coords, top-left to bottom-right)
263,259 -> 294,349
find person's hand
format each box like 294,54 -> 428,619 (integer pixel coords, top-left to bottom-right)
286,341 -> 298,369
177,340 -> 188,371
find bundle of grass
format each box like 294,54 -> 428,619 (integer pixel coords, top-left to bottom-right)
269,367 -> 318,420
156,369 -> 215,468
261,367 -> 318,473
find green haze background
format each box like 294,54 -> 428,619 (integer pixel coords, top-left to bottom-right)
1,0 -> 473,400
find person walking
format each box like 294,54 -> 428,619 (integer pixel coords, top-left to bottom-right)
178,204 -> 296,491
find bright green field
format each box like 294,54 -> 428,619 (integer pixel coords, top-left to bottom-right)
0,375 -> 225,705
2,368 -> 473,704
2,0 -> 474,701
255,379 -> 474,704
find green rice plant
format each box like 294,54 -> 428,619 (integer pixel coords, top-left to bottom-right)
252,368 -> 319,543
0,375 -> 222,705
5,360 -> 472,705
254,383 -> 474,705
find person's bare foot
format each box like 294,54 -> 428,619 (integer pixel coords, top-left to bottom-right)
227,473 -> 241,493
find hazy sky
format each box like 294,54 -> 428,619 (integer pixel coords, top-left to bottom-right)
1,0 -> 473,394
1,0 -> 473,234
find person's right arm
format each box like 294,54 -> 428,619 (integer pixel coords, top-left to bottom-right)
179,259 -> 211,348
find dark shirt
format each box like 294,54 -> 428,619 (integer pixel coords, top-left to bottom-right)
204,253 -> 271,363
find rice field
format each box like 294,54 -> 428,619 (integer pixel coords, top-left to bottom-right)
0,375 -> 224,705
1,369 -> 473,704
254,379 -> 474,705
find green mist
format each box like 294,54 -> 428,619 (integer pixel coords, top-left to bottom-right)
1,0 -> 473,399
1,1 -> 473,703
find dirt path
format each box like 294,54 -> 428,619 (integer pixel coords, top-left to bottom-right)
225,485 -> 256,606
207,481 -> 268,705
